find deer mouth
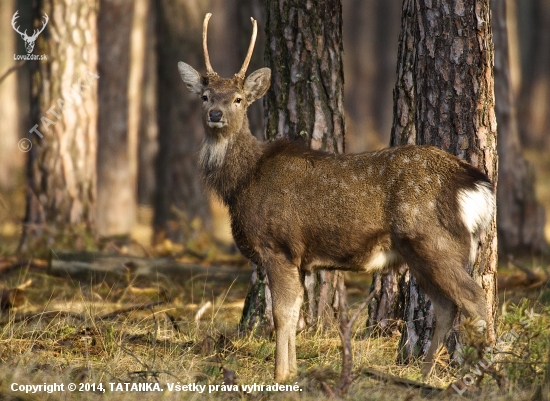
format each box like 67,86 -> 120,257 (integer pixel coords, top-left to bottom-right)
207,121 -> 226,128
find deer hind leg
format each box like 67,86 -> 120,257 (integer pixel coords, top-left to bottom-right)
420,289 -> 458,376
265,256 -> 303,381
405,240 -> 486,376
424,263 -> 487,376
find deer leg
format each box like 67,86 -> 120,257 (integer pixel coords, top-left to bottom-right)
422,292 -> 458,376
423,264 -> 487,376
266,258 -> 303,381
400,230 -> 489,375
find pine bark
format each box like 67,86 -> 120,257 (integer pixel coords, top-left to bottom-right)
21,0 -> 98,252
492,0 -> 547,255
240,0 -> 346,332
370,0 -> 498,362
154,0 -> 211,243
96,0 -> 136,237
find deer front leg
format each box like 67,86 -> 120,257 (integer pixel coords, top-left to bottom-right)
266,260 -> 303,381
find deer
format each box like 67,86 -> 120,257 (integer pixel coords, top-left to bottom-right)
178,13 -> 496,382
12,10 -> 49,54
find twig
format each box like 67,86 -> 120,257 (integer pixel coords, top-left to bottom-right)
321,381 -> 338,397
335,274 -> 378,395
507,255 -> 537,281
0,61 -> 26,86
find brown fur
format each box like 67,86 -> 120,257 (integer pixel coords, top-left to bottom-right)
178,19 -> 494,381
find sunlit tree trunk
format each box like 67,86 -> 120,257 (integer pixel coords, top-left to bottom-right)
96,0 -> 136,237
21,0 -> 98,252
370,0 -> 498,363
0,0 -> 22,190
240,0 -> 346,333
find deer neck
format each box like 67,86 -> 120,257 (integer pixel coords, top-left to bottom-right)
199,118 -> 262,204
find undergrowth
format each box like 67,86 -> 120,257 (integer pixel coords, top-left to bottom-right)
0,267 -> 548,400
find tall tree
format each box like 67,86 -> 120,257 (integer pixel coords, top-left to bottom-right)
20,0 -> 98,252
492,0 -> 547,255
240,0 -> 346,332
0,0 -> 21,190
137,0 -> 158,206
154,0 -> 211,243
369,0 -> 498,365
96,0 -> 136,237
516,0 -> 550,148
343,0 -> 400,151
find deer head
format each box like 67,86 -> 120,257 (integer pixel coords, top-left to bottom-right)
12,11 -> 49,54
178,13 -> 271,141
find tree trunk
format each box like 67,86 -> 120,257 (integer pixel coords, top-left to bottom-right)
516,0 -> 550,148
20,0 -> 98,253
96,0 -> 136,238
492,0 -> 547,255
137,0 -> 158,206
0,0 -> 22,190
370,0 -> 498,364
153,0 -> 212,244
343,0 -> 401,152
240,0 -> 346,333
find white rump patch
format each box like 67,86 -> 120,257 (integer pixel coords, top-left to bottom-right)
199,136 -> 230,170
457,182 -> 495,235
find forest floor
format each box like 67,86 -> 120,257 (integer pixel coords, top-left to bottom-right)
0,148 -> 549,400
0,254 -> 548,401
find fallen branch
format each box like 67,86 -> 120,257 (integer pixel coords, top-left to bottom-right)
1,301 -> 167,325
0,259 -> 48,274
2,310 -> 86,325
361,367 -> 443,396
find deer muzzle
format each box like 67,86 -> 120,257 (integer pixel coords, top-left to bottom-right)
208,109 -> 225,128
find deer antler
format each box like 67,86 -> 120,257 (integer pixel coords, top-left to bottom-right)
202,13 -> 217,78
11,11 -> 28,39
235,17 -> 258,80
29,13 -> 49,40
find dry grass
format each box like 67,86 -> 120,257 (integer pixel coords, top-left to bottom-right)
0,262 -> 548,400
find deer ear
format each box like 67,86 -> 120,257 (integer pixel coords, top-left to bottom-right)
244,68 -> 271,103
178,62 -> 203,94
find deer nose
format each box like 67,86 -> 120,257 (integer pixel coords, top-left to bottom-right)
209,110 -> 223,122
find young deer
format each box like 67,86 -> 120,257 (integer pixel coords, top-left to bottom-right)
178,13 -> 495,381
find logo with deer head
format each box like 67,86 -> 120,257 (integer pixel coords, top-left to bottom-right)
12,10 -> 49,54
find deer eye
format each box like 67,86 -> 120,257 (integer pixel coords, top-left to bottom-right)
234,98 -> 242,104
201,95 -> 208,102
